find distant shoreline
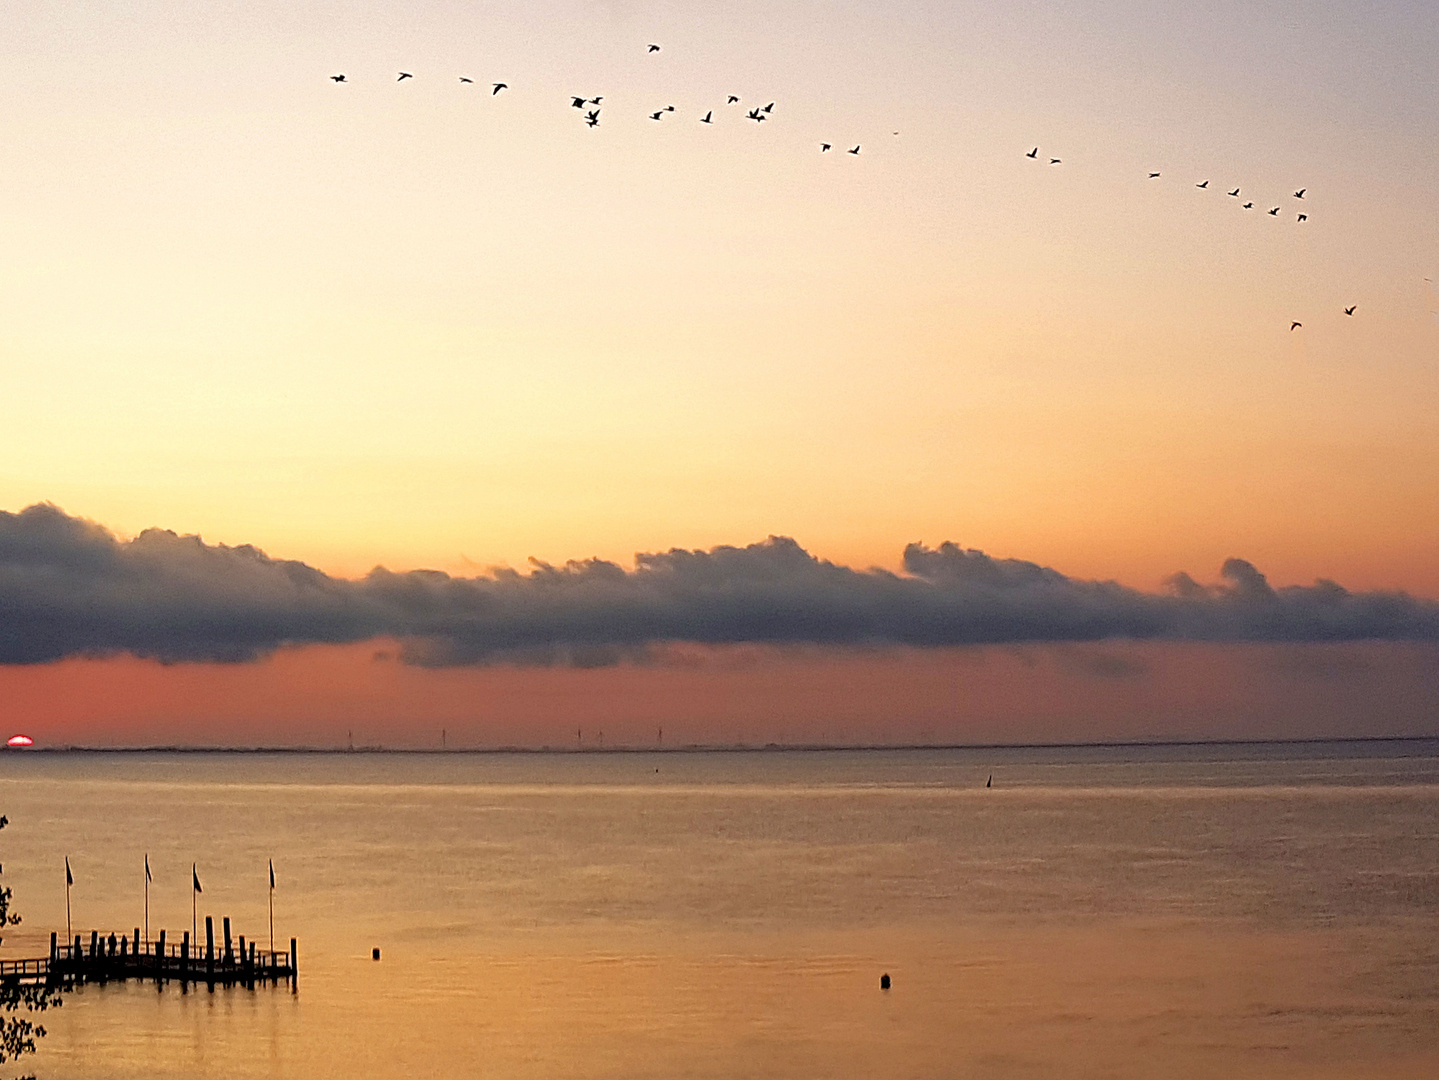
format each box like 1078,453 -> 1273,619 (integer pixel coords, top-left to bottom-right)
4,735 -> 1436,755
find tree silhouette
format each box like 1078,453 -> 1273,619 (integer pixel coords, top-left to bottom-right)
0,816 -> 63,1079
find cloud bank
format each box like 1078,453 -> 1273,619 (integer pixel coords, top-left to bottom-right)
1,503 -> 1436,667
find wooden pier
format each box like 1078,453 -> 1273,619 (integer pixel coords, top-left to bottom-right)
1,918 -> 296,991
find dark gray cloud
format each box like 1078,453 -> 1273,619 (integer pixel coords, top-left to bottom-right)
1,503 -> 1436,666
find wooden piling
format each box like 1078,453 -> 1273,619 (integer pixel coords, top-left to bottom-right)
223,917 -> 233,966
205,916 -> 214,983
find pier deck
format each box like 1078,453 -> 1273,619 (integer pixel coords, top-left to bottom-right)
2,923 -> 296,990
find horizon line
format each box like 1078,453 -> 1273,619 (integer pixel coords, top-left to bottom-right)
3,735 -> 1435,755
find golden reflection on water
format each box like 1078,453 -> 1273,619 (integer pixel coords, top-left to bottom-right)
0,746 -> 1434,1079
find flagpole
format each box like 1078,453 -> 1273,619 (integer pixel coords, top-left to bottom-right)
65,859 -> 72,944
269,860 -> 275,952
144,855 -> 150,947
192,863 -> 197,945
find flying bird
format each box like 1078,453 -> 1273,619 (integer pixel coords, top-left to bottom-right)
1242,202 -> 1253,209
1196,180 -> 1209,188
1268,207 -> 1280,215
747,109 -> 765,121
1026,147 -> 1038,158
650,111 -> 663,120
571,97 -> 587,108
1297,213 -> 1307,222
762,102 -> 774,113
664,105 -> 675,111
848,145 -> 860,154
727,95 -> 740,104
700,111 -> 713,123
1290,322 -> 1302,331
821,143 -> 832,152
492,83 -> 507,94
1048,158 -> 1061,165
1148,172 -> 1160,178
586,116 -> 599,128
585,109 -> 600,122
459,77 -> 473,84
1228,188 -> 1240,197
397,72 -> 413,81
648,44 -> 661,52
330,74 -> 346,82
589,97 -> 603,105
1294,189 -> 1306,199
1344,306 -> 1357,316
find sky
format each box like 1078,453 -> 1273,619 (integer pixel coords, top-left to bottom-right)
1,0 -> 1436,746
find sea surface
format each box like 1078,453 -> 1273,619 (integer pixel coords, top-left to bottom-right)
0,742 -> 1436,1079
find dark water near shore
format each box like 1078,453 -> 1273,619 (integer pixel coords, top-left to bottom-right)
1,742 -> 1436,1078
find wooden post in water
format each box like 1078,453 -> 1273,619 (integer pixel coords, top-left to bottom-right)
181,931 -> 189,983
289,938 -> 297,990
49,933 -> 56,963
223,917 -> 233,966
133,928 -> 140,957
89,930 -> 98,959
157,930 -> 166,977
205,916 -> 214,984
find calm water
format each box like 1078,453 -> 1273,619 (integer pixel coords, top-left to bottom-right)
0,743 -> 1436,1079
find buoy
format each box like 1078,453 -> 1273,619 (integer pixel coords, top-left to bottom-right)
880,973 -> 891,990
372,947 -> 381,961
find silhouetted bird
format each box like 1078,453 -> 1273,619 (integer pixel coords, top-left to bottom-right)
821,143 -> 832,152
1242,202 -> 1253,209
664,105 -> 675,111
1344,306 -> 1357,316
728,95 -> 740,104
1196,180 -> 1209,188
1228,188 -> 1240,197
1268,207 -> 1280,215
1148,172 -> 1160,178
1048,158 -> 1061,165
648,44 -> 661,52
330,74 -> 346,82
1026,147 -> 1038,158
585,109 -> 600,122
700,111 -> 713,123
397,72 -> 414,81
1294,189 -> 1306,199
1290,322 -> 1302,331
762,102 -> 774,113
747,109 -> 764,121
459,77 -> 473,83
492,83 -> 507,94
587,117 -> 599,127
589,97 -> 603,105
848,145 -> 860,154
571,97 -> 587,108
1297,213 -> 1307,222
650,111 -> 663,120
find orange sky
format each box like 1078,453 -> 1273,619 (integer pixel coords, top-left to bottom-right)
3,640 -> 1435,748
2,0 -> 1436,743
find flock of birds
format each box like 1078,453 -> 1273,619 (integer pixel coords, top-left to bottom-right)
1024,146 -> 1362,330
320,43 -> 1439,336
327,43 -> 879,158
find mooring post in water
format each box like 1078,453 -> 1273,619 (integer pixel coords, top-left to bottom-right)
89,930 -> 98,959
133,928 -> 140,957
205,916 -> 214,983
223,917 -> 233,966
290,938 -> 297,990
49,932 -> 56,963
157,930 -> 166,976
181,931 -> 189,982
